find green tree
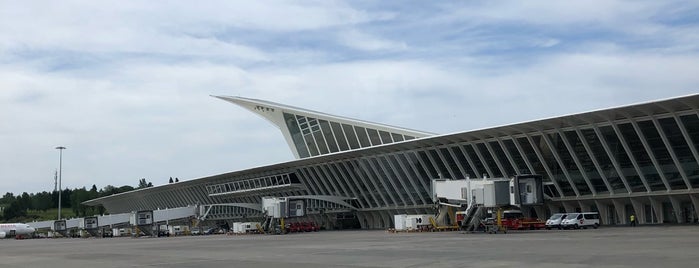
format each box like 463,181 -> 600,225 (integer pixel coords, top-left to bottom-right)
0,192 -> 15,204
2,200 -> 26,221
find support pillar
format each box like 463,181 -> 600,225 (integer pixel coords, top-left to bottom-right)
630,198 -> 645,225
612,199 -> 627,225
533,206 -> 546,220
547,202 -> 562,214
356,212 -> 369,229
562,201 -> 576,213
578,201 -> 592,212
649,196 -> 663,224
367,212 -> 377,229
668,195 -> 683,223
380,211 -> 391,229
691,194 -> 699,224
594,200 -> 609,225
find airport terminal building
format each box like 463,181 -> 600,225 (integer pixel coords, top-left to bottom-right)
85,94 -> 699,228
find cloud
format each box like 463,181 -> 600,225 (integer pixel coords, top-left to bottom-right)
1,1 -> 698,194
337,30 -> 408,51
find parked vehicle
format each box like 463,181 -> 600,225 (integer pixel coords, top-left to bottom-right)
560,212 -> 600,229
545,213 -> 568,230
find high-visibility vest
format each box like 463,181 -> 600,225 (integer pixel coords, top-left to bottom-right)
630,215 -> 635,221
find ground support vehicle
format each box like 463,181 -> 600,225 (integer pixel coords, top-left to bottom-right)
496,210 -> 546,230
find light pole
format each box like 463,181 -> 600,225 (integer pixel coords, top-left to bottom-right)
55,146 -> 66,220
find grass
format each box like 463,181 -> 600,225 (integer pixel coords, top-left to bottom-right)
1,208 -> 77,223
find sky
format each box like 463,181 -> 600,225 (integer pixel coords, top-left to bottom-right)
1,1 -> 698,195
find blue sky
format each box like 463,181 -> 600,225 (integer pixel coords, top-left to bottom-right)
1,0 -> 698,194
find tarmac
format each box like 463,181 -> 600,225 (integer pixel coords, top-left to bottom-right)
1,226 -> 698,268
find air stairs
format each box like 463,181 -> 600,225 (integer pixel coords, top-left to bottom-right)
460,203 -> 487,232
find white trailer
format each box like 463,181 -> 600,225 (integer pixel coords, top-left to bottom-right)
394,215 -> 407,231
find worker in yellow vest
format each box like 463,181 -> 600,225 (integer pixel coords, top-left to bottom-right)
630,214 -> 636,227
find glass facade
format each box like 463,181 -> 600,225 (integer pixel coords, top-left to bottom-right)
283,112 -> 422,158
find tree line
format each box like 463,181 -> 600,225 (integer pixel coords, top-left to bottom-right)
1,178 -> 154,222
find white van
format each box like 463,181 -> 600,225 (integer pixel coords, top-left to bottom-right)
560,212 -> 600,229
545,213 -> 568,230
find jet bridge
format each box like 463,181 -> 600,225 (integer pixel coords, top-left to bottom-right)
78,217 -> 99,237
431,174 -> 546,231
26,206 -> 199,238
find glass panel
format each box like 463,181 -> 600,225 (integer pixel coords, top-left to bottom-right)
303,131 -> 320,156
476,143 -> 503,177
503,139 -> 530,174
516,137 -> 547,179
440,148 -> 465,179
397,153 -> 432,202
345,160 -> 378,207
330,122 -> 350,151
680,114 -> 699,160
427,149 -> 452,179
342,124 -> 360,149
387,155 -> 421,204
406,152 -> 432,192
359,158 -> 388,206
309,166 -> 335,194
367,128 -> 382,146
548,133 -> 592,195
355,126 -> 372,147
312,125 -> 330,155
368,158 -> 402,206
564,131 -> 608,194
378,157 -> 411,205
417,151 -> 440,178
319,120 -> 339,153
336,162 -> 371,207
676,115 -> 699,188
379,131 -> 393,144
638,120 -> 685,190
580,128 -> 627,193
449,146 -> 476,178
463,144 -> 488,178
600,126 -> 645,192
319,165 -> 346,196
489,141 -> 516,177
404,135 -> 415,140
391,133 -> 404,142
283,113 -> 310,158
532,135 -> 576,196
617,123 -> 665,191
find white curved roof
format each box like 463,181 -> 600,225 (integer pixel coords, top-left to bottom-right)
214,95 -> 434,159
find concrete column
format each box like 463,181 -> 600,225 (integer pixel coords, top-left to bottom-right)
630,198 -> 645,224
357,213 -> 368,229
668,195 -> 683,223
612,199 -> 627,225
690,194 -> 699,224
533,206 -> 546,220
562,201 -> 576,213
367,212 -> 377,229
578,201 -> 592,212
380,211 -> 392,229
547,203 -> 562,215
594,200 -> 609,225
649,197 -> 663,224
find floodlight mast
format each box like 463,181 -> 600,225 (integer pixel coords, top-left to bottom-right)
55,146 -> 66,220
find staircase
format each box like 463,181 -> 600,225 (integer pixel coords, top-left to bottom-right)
460,203 -> 486,232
